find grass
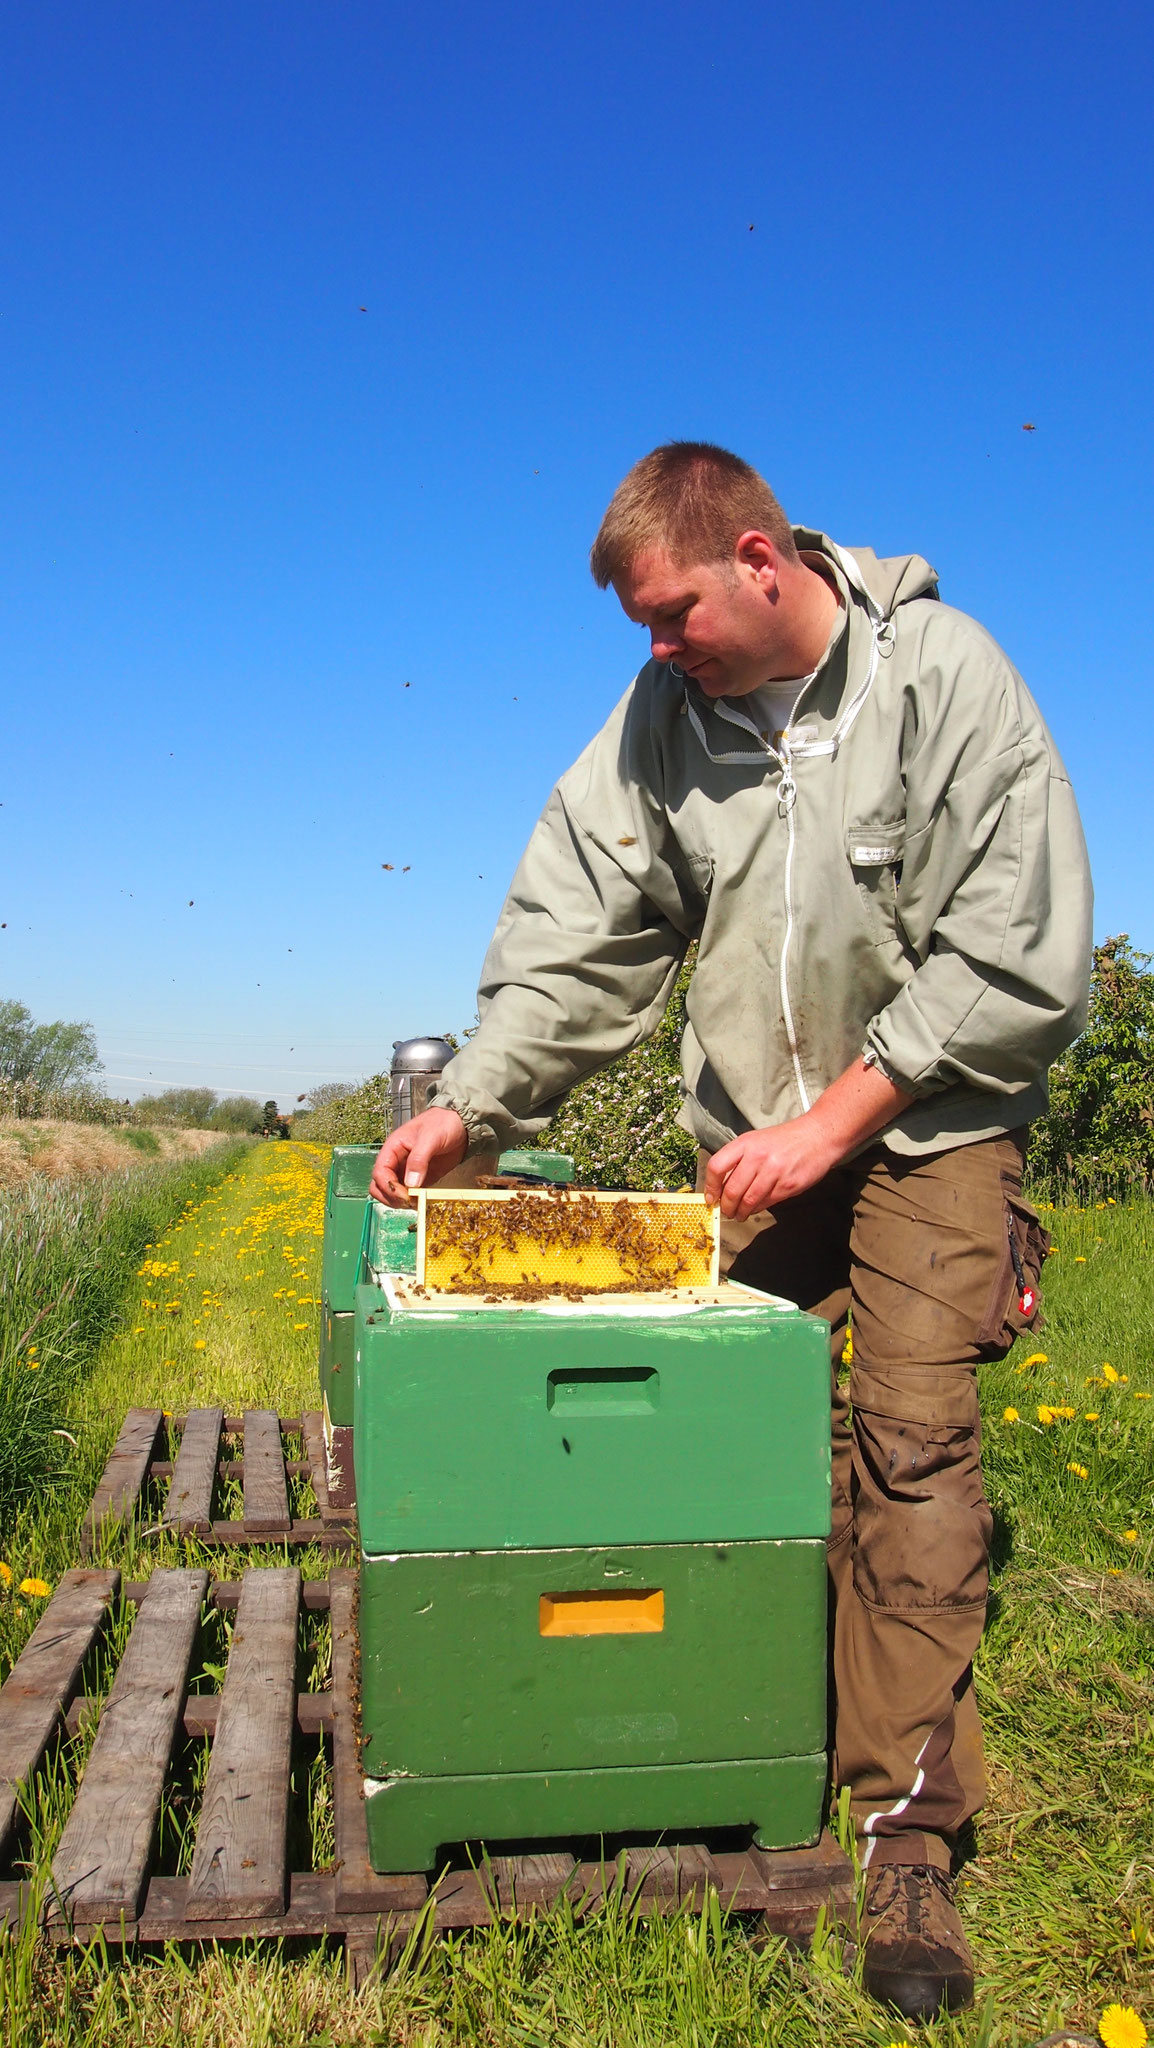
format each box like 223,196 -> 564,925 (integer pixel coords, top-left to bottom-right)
0,1119 -> 226,1189
0,1151 -> 1150,2046
0,1140 -> 251,1535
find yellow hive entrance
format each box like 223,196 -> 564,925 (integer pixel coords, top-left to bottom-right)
539,1590 -> 665,1636
416,1187 -> 720,1295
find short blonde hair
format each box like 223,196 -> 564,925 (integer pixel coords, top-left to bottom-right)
589,442 -> 799,589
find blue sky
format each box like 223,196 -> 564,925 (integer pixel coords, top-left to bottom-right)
2,0 -> 1151,1107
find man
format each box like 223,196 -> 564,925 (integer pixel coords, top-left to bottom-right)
372,443 -> 1091,2018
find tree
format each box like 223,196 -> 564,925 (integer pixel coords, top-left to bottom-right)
1028,934 -> 1154,1195
0,999 -> 102,1091
208,1095 -> 263,1132
302,1080 -> 359,1111
536,953 -> 699,1190
135,1087 -> 219,1127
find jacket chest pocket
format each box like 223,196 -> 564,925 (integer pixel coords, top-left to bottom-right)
846,820 -> 905,950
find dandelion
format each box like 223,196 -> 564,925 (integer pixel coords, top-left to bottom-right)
19,1578 -> 51,1598
1123,1530 -> 1138,1543
0,1563 -> 11,1587
1075,1255 -> 1087,1263
1099,2005 -> 1147,2048
1068,1463 -> 1089,1479
293,1322 -> 307,1330
1103,1364 -> 1119,1383
1086,1411 -> 1100,1421
1016,1351 -> 1048,1372
1136,1390 -> 1151,1400
193,1339 -> 206,1350
1038,1405 -> 1055,1424
1003,1407 -> 1020,1423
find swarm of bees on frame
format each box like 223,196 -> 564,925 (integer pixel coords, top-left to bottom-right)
424,1185 -> 713,1298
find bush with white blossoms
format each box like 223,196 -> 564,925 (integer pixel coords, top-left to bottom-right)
537,953 -> 699,1191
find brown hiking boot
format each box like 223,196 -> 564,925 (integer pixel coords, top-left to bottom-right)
862,1864 -> 975,2018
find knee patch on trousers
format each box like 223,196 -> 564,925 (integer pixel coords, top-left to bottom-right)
850,1368 -> 993,1613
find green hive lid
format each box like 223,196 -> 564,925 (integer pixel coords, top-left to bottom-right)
330,1145 -> 378,1198
497,1148 -> 575,1184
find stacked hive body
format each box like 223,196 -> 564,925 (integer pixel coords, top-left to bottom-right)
353,1186 -> 832,1875
319,1146 -> 416,1430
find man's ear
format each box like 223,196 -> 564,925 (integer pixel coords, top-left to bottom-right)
735,529 -> 781,592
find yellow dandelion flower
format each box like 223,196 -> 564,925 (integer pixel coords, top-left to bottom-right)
1003,1407 -> 1020,1423
1135,1389 -> 1151,1399
1067,1462 -> 1089,1479
1103,1363 -> 1119,1383
193,1339 -> 206,1350
19,1578 -> 51,1598
27,1360 -> 39,1370
1037,1405 -> 1055,1424
293,1322 -> 307,1330
1016,1351 -> 1048,1372
1099,2004 -> 1147,2048
1075,1255 -> 1087,1263
1085,1411 -> 1100,1421
1054,1404 -> 1077,1418
1123,1530 -> 1138,1543
0,1562 -> 11,1587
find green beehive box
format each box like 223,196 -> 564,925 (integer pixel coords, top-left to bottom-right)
353,1278 -> 830,1553
354,1263 -> 831,1871
361,1540 -> 827,1872
320,1146 -> 417,1428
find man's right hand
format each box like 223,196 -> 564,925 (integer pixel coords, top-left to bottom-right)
370,1107 -> 469,1206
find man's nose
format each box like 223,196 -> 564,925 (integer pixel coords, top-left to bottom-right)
650,628 -> 684,660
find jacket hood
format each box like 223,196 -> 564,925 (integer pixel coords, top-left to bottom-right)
793,527 -> 939,618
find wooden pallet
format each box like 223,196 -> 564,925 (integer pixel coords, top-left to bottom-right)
82,1408 -> 356,1553
0,1567 -> 854,1984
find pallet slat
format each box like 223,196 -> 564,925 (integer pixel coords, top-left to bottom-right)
0,1569 -> 119,1854
163,1408 -> 223,1534
186,1567 -> 299,1919
491,1850 -> 577,1907
299,1411 -> 330,1518
51,1568 -> 208,1925
241,1411 -> 291,1534
625,1842 -> 722,1903
83,1409 -> 163,1552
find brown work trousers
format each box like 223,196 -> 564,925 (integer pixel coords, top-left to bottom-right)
700,1130 -> 1048,1870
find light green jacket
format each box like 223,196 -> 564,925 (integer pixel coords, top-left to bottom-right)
433,532 -> 1093,1159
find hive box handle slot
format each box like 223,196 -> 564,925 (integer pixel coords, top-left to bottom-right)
546,1368 -> 658,1414
539,1590 -> 664,1636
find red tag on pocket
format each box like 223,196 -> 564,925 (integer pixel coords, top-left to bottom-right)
1018,1286 -> 1036,1317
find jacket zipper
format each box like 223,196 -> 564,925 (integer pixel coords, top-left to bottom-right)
777,745 -> 811,1113
679,576 -> 889,1121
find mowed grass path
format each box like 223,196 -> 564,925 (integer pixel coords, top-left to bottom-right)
86,1138 -> 328,1417
0,1153 -> 1150,2047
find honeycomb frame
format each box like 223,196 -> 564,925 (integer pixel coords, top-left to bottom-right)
414,1186 -> 721,1297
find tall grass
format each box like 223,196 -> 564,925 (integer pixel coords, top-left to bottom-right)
0,1143 -> 249,1531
